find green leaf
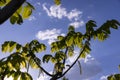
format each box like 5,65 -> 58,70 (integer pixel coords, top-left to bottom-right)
54,0 -> 61,5
10,15 -> 18,24
80,41 -> 91,58
0,0 -> 10,6
28,40 -> 46,53
68,26 -> 75,32
68,46 -> 74,57
86,20 -> 96,28
24,72 -> 33,80
80,52 -> 87,58
2,41 -> 9,53
112,20 -> 120,26
17,14 -> 23,25
51,57 -> 57,63
20,60 -> 27,68
114,74 -> 120,80
16,6 -> 23,13
20,73 -> 26,80
10,13 -> 23,25
107,74 -> 120,80
7,61 -> 14,70
104,26 -> 111,34
20,72 -> 33,80
119,65 -> 120,70
68,51 -> 73,57
29,40 -> 40,45
22,5 -> 32,19
6,70 -> 15,78
29,58 -> 39,69
85,20 -> 96,36
54,62 -> 64,72
16,44 -> 22,52
26,2 -> 35,10
62,77 -> 69,80
57,36 -> 64,41
55,51 -> 66,61
40,43 -> 46,51
51,42 -> 59,53
97,32 -> 109,41
13,72 -> 21,80
65,36 -> 74,46
74,33 -> 83,48
0,0 -> 6,6
9,41 -> 16,53
110,20 -> 120,29
42,54 -> 53,63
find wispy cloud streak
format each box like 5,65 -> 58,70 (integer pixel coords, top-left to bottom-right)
42,3 -> 84,28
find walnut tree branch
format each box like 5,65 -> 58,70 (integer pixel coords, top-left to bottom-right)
29,51 -> 53,77
57,43 -> 87,79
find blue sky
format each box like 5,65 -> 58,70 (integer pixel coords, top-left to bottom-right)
1,0 -> 120,80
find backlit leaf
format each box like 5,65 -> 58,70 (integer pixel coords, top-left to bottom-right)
29,58 -> 39,69
16,44 -> 22,52
13,72 -> 21,80
9,41 -> 16,53
42,54 -> 52,63
107,74 -> 120,80
2,41 -> 9,53
22,5 -> 32,19
68,26 -> 75,32
10,15 -> 18,24
51,57 -> 57,63
54,0 -> 61,5
57,36 -> 64,41
55,51 -> 66,61
65,36 -> 74,46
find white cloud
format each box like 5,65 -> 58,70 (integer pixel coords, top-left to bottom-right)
36,28 -> 65,44
87,16 -> 92,19
37,2 -> 41,5
67,9 -> 82,21
84,55 -> 95,63
66,58 -> 102,80
69,21 -> 84,28
42,3 -> 67,19
28,16 -> 36,21
42,3 -> 84,28
65,50 -> 101,80
100,75 -> 108,80
42,3 -> 82,20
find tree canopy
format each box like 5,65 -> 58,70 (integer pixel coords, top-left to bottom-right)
0,19 -> 120,80
0,0 -> 120,80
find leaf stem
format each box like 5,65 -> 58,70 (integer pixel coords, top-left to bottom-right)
63,47 -> 68,65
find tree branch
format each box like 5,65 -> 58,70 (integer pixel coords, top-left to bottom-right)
0,0 -> 26,24
63,47 -> 68,64
57,43 -> 86,78
30,53 -> 53,77
37,64 -> 53,77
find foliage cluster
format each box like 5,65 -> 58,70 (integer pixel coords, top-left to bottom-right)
0,19 -> 120,80
0,0 -> 120,80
